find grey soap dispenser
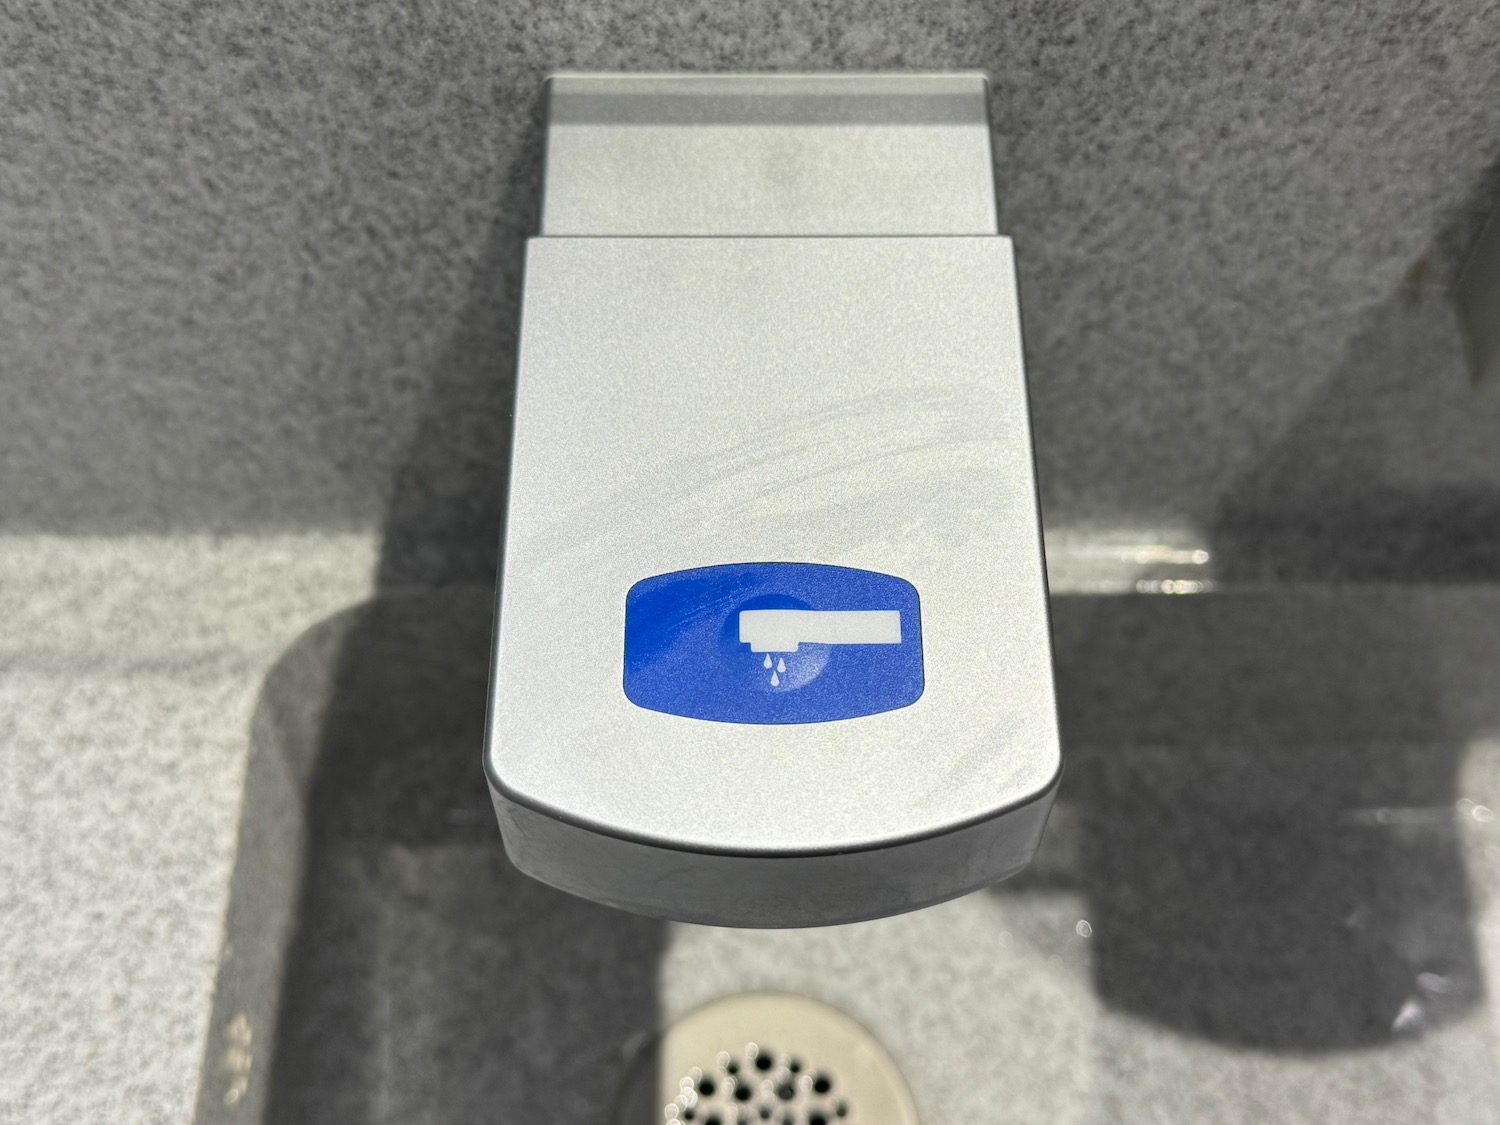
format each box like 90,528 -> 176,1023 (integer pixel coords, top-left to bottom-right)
485,73 -> 1060,927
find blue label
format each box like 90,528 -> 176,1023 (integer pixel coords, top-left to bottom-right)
623,562 -> 924,724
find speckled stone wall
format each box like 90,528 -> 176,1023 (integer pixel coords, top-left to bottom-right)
4,0 -> 1500,580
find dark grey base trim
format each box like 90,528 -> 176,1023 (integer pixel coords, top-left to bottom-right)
491,777 -> 1058,928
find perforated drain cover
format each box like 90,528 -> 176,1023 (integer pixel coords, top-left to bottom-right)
614,993 -> 919,1125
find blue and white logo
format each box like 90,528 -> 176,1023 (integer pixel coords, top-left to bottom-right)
623,562 -> 924,724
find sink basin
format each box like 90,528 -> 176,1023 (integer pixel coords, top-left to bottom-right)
192,590 -> 666,1123
195,586 -> 1500,1123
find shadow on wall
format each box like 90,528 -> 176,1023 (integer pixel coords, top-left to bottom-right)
1208,289 -> 1500,582
1209,155 -> 1500,583
194,102 -> 668,1125
371,82 -> 543,590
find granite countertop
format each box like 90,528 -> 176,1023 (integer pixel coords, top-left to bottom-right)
8,533 -> 1499,1123
0,535 -> 379,1122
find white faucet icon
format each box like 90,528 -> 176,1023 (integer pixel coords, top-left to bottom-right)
738,609 -> 902,654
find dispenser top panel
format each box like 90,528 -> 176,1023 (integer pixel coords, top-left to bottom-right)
541,72 -> 998,237
487,235 -> 1058,854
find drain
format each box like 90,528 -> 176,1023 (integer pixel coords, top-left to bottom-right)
615,994 -> 918,1125
674,1042 -> 844,1125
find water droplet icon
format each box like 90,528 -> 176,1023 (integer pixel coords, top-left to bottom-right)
776,658 -> 786,674
770,670 -> 780,687
763,654 -> 772,669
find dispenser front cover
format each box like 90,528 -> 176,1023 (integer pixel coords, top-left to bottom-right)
487,237 -> 1058,862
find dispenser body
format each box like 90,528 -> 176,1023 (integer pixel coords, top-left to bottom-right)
485,74 -> 1059,927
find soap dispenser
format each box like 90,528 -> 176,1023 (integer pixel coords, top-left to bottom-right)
485,73 -> 1059,927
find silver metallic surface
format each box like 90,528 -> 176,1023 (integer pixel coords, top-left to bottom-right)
487,75 -> 1058,926
542,73 -> 997,236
